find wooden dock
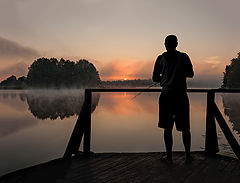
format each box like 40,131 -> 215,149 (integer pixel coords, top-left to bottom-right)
1,152 -> 240,183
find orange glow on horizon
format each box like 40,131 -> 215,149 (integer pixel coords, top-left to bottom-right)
100,59 -> 152,81
102,76 -> 146,81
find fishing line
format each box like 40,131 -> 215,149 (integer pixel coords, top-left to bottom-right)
129,82 -> 159,101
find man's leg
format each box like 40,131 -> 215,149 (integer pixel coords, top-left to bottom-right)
182,129 -> 191,158
164,129 -> 173,160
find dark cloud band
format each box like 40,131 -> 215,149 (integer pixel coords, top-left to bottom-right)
0,36 -> 39,59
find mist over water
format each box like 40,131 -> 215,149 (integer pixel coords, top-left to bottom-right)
0,90 -> 239,176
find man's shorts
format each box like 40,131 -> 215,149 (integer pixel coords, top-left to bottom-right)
158,90 -> 190,131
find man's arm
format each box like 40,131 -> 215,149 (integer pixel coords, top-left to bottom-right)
183,53 -> 194,78
152,56 -> 162,83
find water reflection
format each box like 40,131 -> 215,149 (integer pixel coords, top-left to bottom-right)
91,92 -> 208,154
222,93 -> 240,135
0,90 -> 100,120
0,90 -> 239,176
0,90 -> 99,138
26,90 -> 100,120
98,92 -> 158,115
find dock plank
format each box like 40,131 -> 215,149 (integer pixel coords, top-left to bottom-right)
0,152 -> 239,183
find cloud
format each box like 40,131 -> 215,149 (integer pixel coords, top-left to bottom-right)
187,56 -> 225,88
0,36 -> 39,80
195,56 -> 225,77
0,62 -> 28,81
204,56 -> 221,68
0,36 -> 39,60
100,59 -> 153,80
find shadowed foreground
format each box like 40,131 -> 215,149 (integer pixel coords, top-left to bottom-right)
1,152 -> 240,183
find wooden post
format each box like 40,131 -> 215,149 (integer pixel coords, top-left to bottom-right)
83,89 -> 92,157
205,90 -> 219,155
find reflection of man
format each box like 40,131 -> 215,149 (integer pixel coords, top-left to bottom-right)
152,35 -> 194,162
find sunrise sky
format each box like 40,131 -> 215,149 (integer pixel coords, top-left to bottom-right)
0,0 -> 240,84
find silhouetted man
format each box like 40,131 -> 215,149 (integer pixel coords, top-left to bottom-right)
152,35 -> 194,162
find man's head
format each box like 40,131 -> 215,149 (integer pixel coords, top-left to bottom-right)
164,35 -> 178,51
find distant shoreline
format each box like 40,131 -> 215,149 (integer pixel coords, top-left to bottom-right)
0,78 -> 222,90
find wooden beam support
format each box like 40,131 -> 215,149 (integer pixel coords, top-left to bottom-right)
63,90 -> 92,158
213,102 -> 240,160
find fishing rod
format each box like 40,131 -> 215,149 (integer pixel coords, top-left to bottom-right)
98,81 -> 159,100
129,82 -> 159,100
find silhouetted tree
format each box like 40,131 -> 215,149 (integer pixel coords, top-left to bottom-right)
27,57 -> 100,88
222,52 -> 240,88
0,75 -> 26,89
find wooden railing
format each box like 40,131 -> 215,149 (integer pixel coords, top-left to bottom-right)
64,88 -> 240,159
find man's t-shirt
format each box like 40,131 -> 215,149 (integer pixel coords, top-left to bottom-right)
152,50 -> 194,90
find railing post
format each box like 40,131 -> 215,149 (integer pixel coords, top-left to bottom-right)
83,89 -> 92,157
205,90 -> 219,155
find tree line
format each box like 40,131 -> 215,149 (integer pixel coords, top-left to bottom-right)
0,57 -> 101,89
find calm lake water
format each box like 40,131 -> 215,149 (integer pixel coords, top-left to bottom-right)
0,89 -> 240,176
